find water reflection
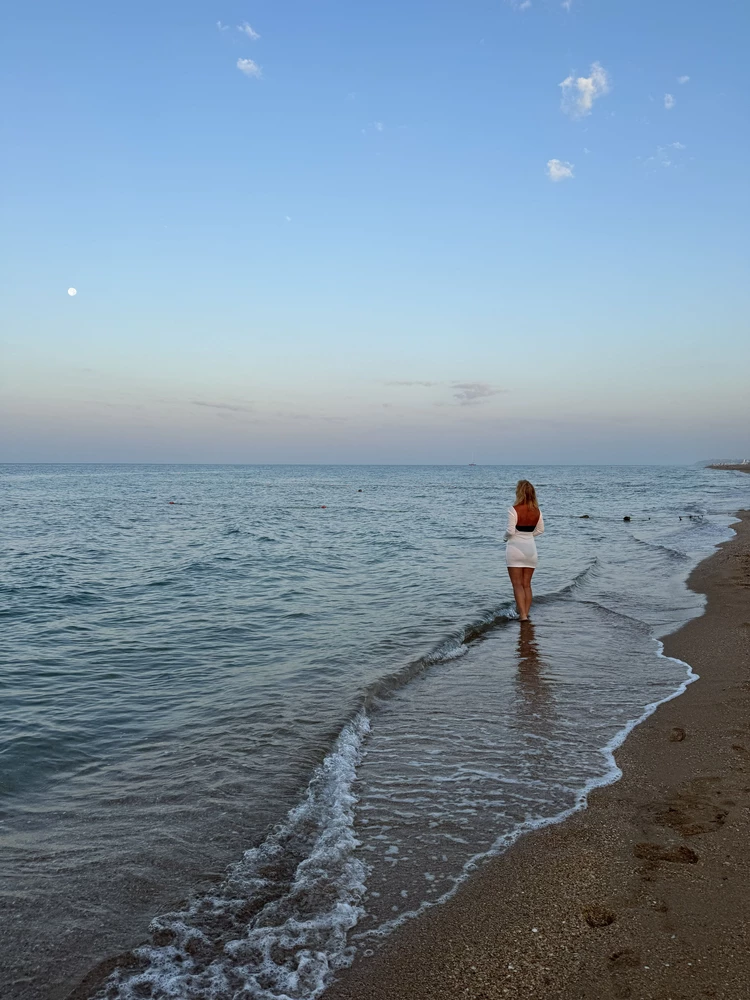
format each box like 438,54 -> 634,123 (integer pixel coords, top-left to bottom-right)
515,620 -> 555,724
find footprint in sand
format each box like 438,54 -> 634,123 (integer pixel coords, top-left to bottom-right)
655,802 -> 728,837
643,777 -> 730,837
582,904 -> 616,928
609,948 -> 641,968
633,843 -> 699,863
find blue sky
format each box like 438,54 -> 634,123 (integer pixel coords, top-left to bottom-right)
2,0 -> 748,463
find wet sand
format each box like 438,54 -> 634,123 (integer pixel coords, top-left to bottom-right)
326,510 -> 750,1000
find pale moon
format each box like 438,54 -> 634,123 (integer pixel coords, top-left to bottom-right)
67,287 -> 77,296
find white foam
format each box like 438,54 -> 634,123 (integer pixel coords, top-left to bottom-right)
422,603 -> 518,666
103,712 -> 371,1000
431,643 -> 469,662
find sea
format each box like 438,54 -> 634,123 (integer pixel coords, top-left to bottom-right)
1,464 -> 748,1000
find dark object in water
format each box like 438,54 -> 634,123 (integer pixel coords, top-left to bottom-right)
579,514 -> 590,519
623,516 -> 631,522
358,489 -> 363,492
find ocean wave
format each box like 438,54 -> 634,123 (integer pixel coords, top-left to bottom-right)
360,604 -> 517,710
101,713 -> 371,1000
628,535 -> 691,560
543,558 -> 599,598
96,591 -> 578,998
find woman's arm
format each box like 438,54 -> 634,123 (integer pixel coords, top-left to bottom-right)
533,511 -> 545,536
503,507 -> 517,541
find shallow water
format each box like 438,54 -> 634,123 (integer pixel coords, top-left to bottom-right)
1,464 -> 747,999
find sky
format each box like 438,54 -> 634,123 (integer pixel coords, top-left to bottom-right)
1,0 -> 748,464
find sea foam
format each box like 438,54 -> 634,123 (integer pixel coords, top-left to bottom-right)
102,713 -> 370,1000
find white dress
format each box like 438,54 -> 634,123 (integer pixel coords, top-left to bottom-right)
504,507 -> 544,568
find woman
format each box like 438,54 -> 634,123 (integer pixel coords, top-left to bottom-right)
504,480 -> 544,621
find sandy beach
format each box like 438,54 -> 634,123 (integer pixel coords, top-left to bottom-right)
326,510 -> 750,1000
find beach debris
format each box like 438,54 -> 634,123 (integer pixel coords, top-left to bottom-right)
582,904 -> 616,928
623,516 -> 631,521
669,726 -> 686,742
633,842 -> 699,863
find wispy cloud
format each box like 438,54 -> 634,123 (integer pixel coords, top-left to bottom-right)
386,380 -> 441,388
677,75 -> 690,85
560,62 -> 610,119
643,142 -> 686,169
237,58 -> 262,78
192,400 -> 254,413
386,380 -> 504,406
237,22 -> 260,41
216,21 -> 229,31
561,0 -> 572,10
451,382 -> 504,405
547,158 -> 574,181
361,122 -> 386,136
664,93 -> 675,110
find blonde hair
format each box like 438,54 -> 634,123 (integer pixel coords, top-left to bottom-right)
515,479 -> 539,510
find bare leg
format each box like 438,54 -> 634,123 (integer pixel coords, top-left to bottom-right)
508,567 -> 529,620
521,567 -> 535,618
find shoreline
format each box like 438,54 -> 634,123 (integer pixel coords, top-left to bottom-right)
326,510 -> 750,1000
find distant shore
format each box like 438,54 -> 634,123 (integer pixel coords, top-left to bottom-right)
708,464 -> 750,473
326,511 -> 750,1000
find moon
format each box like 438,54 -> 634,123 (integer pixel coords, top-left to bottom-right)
67,287 -> 77,296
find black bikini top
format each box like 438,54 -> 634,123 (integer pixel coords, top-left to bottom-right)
516,524 -> 536,532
